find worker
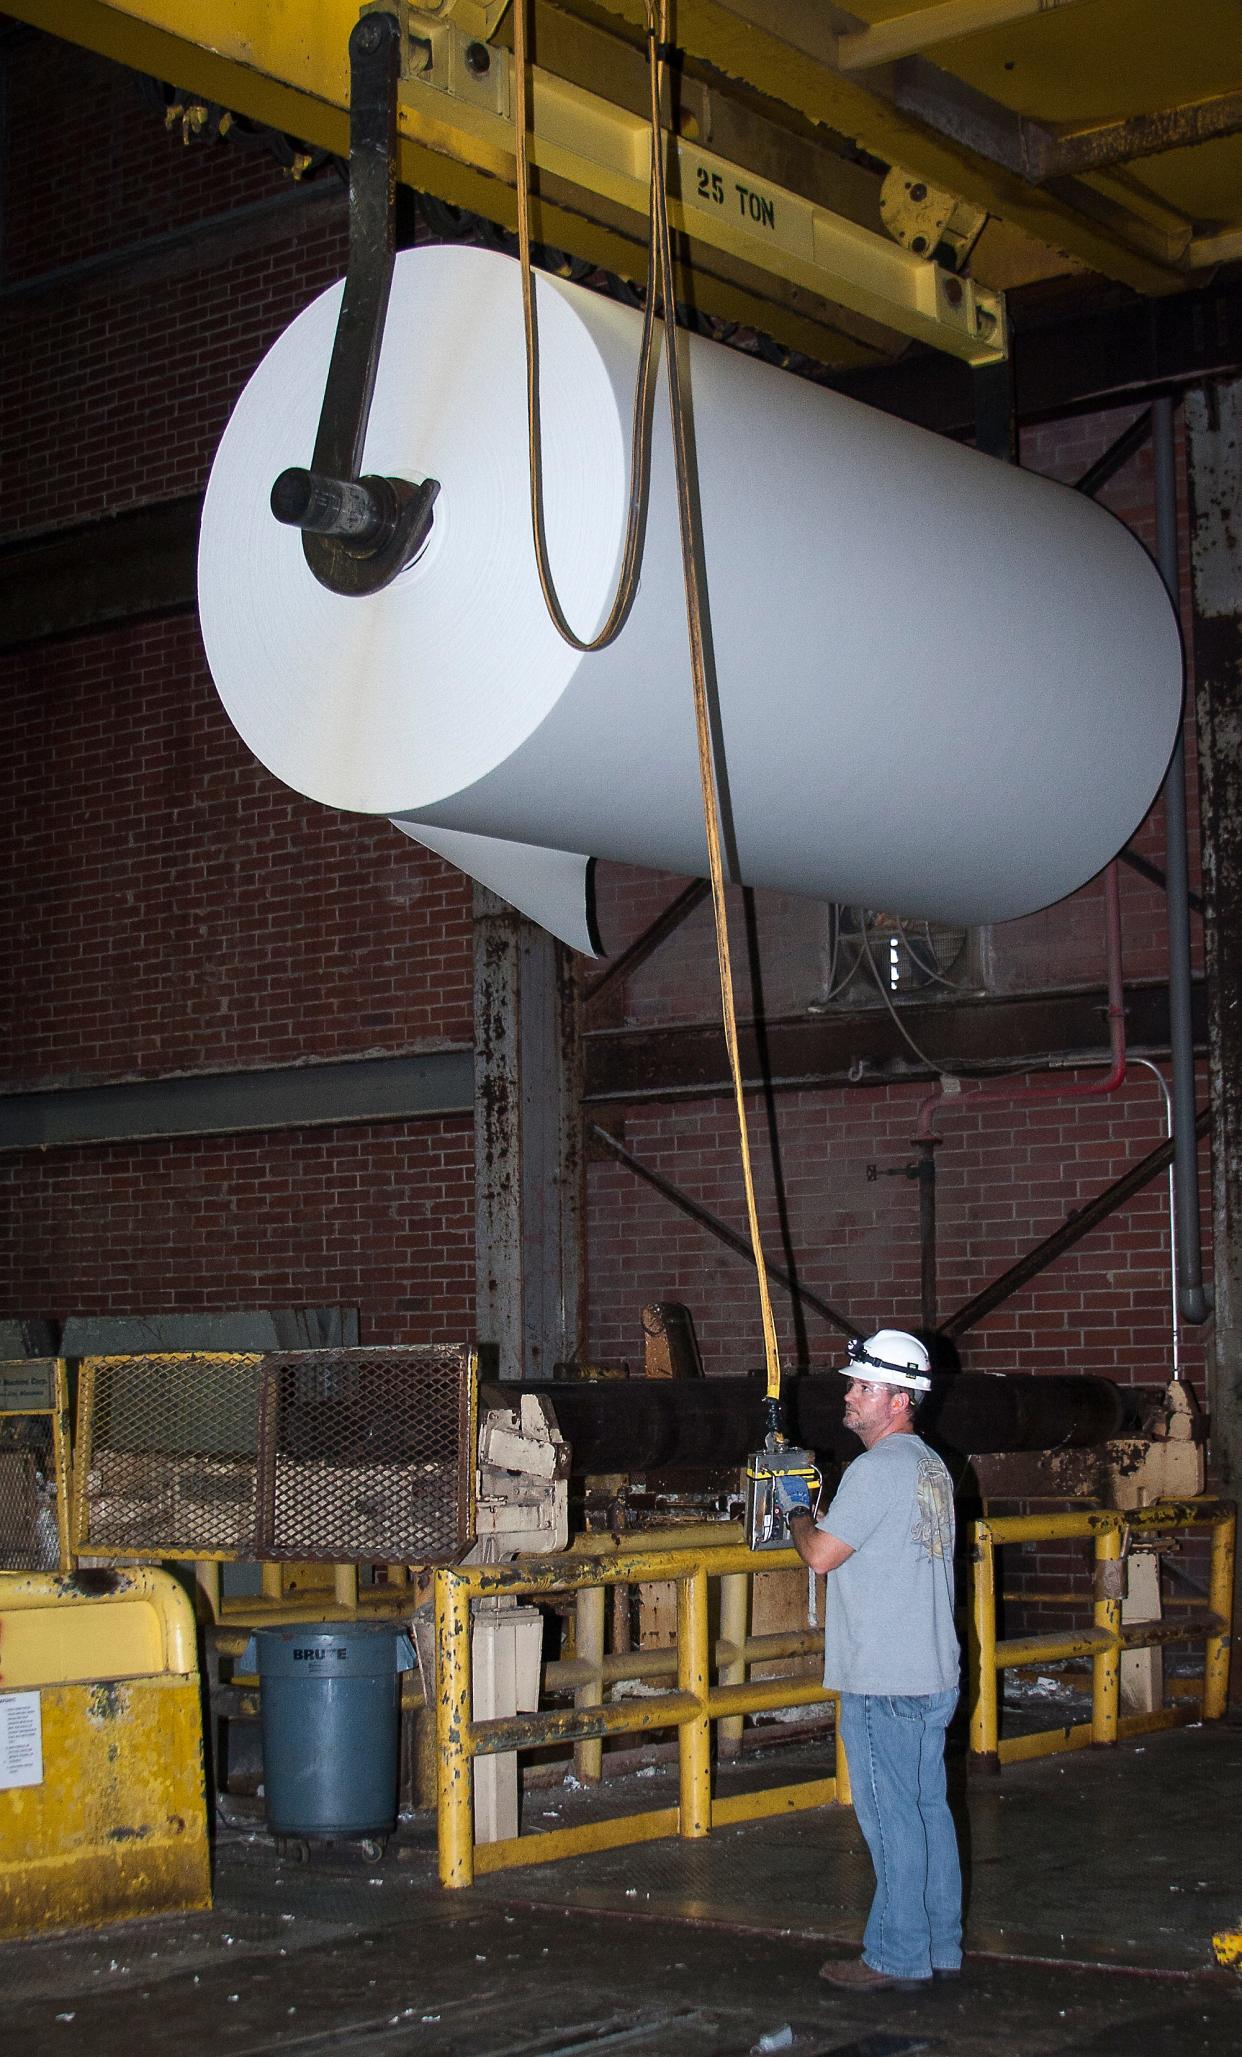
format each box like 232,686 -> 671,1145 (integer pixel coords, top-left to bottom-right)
777,1329 -> 961,1994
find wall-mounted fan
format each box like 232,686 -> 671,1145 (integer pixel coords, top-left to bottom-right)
811,908 -> 972,1010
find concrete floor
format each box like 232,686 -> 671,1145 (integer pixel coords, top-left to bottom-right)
4,1718 -> 1241,2055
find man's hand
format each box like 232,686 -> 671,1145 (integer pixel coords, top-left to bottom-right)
772,1472 -> 812,1520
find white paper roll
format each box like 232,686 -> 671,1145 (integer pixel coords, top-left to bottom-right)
199,244 -> 1183,954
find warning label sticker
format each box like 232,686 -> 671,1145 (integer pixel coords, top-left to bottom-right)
0,1692 -> 44,1789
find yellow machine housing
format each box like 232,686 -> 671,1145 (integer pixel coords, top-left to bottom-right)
0,1566 -> 211,1939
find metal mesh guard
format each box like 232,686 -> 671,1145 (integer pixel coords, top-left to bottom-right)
79,1353 -> 261,1554
262,1347 -> 473,1563
0,1420 -> 58,1570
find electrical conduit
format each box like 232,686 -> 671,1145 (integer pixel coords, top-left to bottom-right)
916,858 -> 1127,1143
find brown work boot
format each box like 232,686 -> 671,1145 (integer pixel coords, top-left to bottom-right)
819,1957 -> 925,1994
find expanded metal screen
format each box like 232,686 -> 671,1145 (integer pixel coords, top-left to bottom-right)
74,1346 -> 474,1563
75,1353 -> 261,1556
0,1426 -> 56,1569
259,1347 -> 474,1562
0,1360 -> 70,1571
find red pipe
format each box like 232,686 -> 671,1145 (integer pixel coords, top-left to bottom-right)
915,860 -> 1127,1143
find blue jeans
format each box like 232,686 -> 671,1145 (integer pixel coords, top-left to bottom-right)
838,1689 -> 962,1981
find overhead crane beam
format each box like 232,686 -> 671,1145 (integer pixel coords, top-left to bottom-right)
835,0 -> 1093,75
590,0 -> 1217,291
13,0 -> 1012,370
20,3 -> 1242,349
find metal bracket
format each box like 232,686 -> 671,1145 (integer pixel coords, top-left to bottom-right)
1094,1558 -> 1127,1602
396,4 -> 512,120
880,164 -> 987,273
407,0 -> 510,42
269,9 -> 439,596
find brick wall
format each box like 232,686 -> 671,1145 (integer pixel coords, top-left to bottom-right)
585,1071 -> 1209,1392
0,1120 -> 474,1343
3,38 -> 293,283
1,31 -> 475,1345
0,617 -> 472,1084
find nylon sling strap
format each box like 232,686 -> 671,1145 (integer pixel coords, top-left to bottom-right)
513,0 -> 785,1409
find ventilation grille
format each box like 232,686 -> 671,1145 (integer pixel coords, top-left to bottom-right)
76,1347 -> 474,1563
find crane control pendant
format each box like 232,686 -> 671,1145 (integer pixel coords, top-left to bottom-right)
744,1442 -> 822,1552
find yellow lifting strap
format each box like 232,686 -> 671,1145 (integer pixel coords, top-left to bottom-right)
514,0 -> 784,1408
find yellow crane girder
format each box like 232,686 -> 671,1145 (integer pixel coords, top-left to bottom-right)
20,0 -> 1011,370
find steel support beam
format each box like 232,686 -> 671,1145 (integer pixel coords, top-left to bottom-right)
588,1121 -> 855,1338
1154,395 -> 1210,1324
832,270 -> 1242,437
583,980 -> 1204,1104
1031,90 -> 1242,185
1186,378 -> 1242,1615
0,496 -> 201,650
1073,408 -> 1152,497
945,1108 -> 1212,1339
591,0 -> 1187,293
473,886 -> 584,1380
1118,846 -> 1203,915
582,881 -> 709,1008
0,1049 -> 473,1151
835,1 -> 1089,76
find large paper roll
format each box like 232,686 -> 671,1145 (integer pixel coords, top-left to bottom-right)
199,244 -> 1183,954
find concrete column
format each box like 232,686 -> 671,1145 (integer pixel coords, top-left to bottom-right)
473,887 -> 585,1381
1186,379 -> 1242,1640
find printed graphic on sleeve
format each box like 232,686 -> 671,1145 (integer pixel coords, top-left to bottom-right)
912,1455 -> 954,1560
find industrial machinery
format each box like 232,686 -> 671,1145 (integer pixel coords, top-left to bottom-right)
479,1355 -> 1204,1531
0,1322 -> 1206,1898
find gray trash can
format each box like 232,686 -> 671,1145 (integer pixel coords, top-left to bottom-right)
242,1621 -> 416,1845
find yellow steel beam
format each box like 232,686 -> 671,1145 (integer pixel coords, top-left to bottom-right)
472,1805 -> 678,1874
711,1777 -> 837,1824
1033,88 -> 1242,183
16,0 -> 1006,365
590,0 -> 1194,292
1190,227 -> 1242,269
1204,1505 -> 1235,1721
407,10 -> 1006,359
836,0 -> 1093,74
996,1719 -> 1094,1765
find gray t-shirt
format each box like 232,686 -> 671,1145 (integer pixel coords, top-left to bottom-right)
819,1431 -> 958,1695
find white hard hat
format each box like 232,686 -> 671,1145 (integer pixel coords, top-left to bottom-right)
840,1329 -> 932,1393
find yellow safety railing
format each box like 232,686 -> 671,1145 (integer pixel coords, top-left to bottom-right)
195,1559 -> 418,1626
558,1525 -> 828,1780
969,1498 -> 1234,1768
434,1543 -> 843,1888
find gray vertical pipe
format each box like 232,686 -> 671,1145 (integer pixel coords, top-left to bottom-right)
918,1139 -> 938,1333
1153,396 -> 1210,1323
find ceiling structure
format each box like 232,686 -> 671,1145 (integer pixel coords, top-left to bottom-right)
15,0 -> 1242,387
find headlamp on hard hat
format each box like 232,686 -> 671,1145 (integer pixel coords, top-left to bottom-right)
842,1330 -> 932,1393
